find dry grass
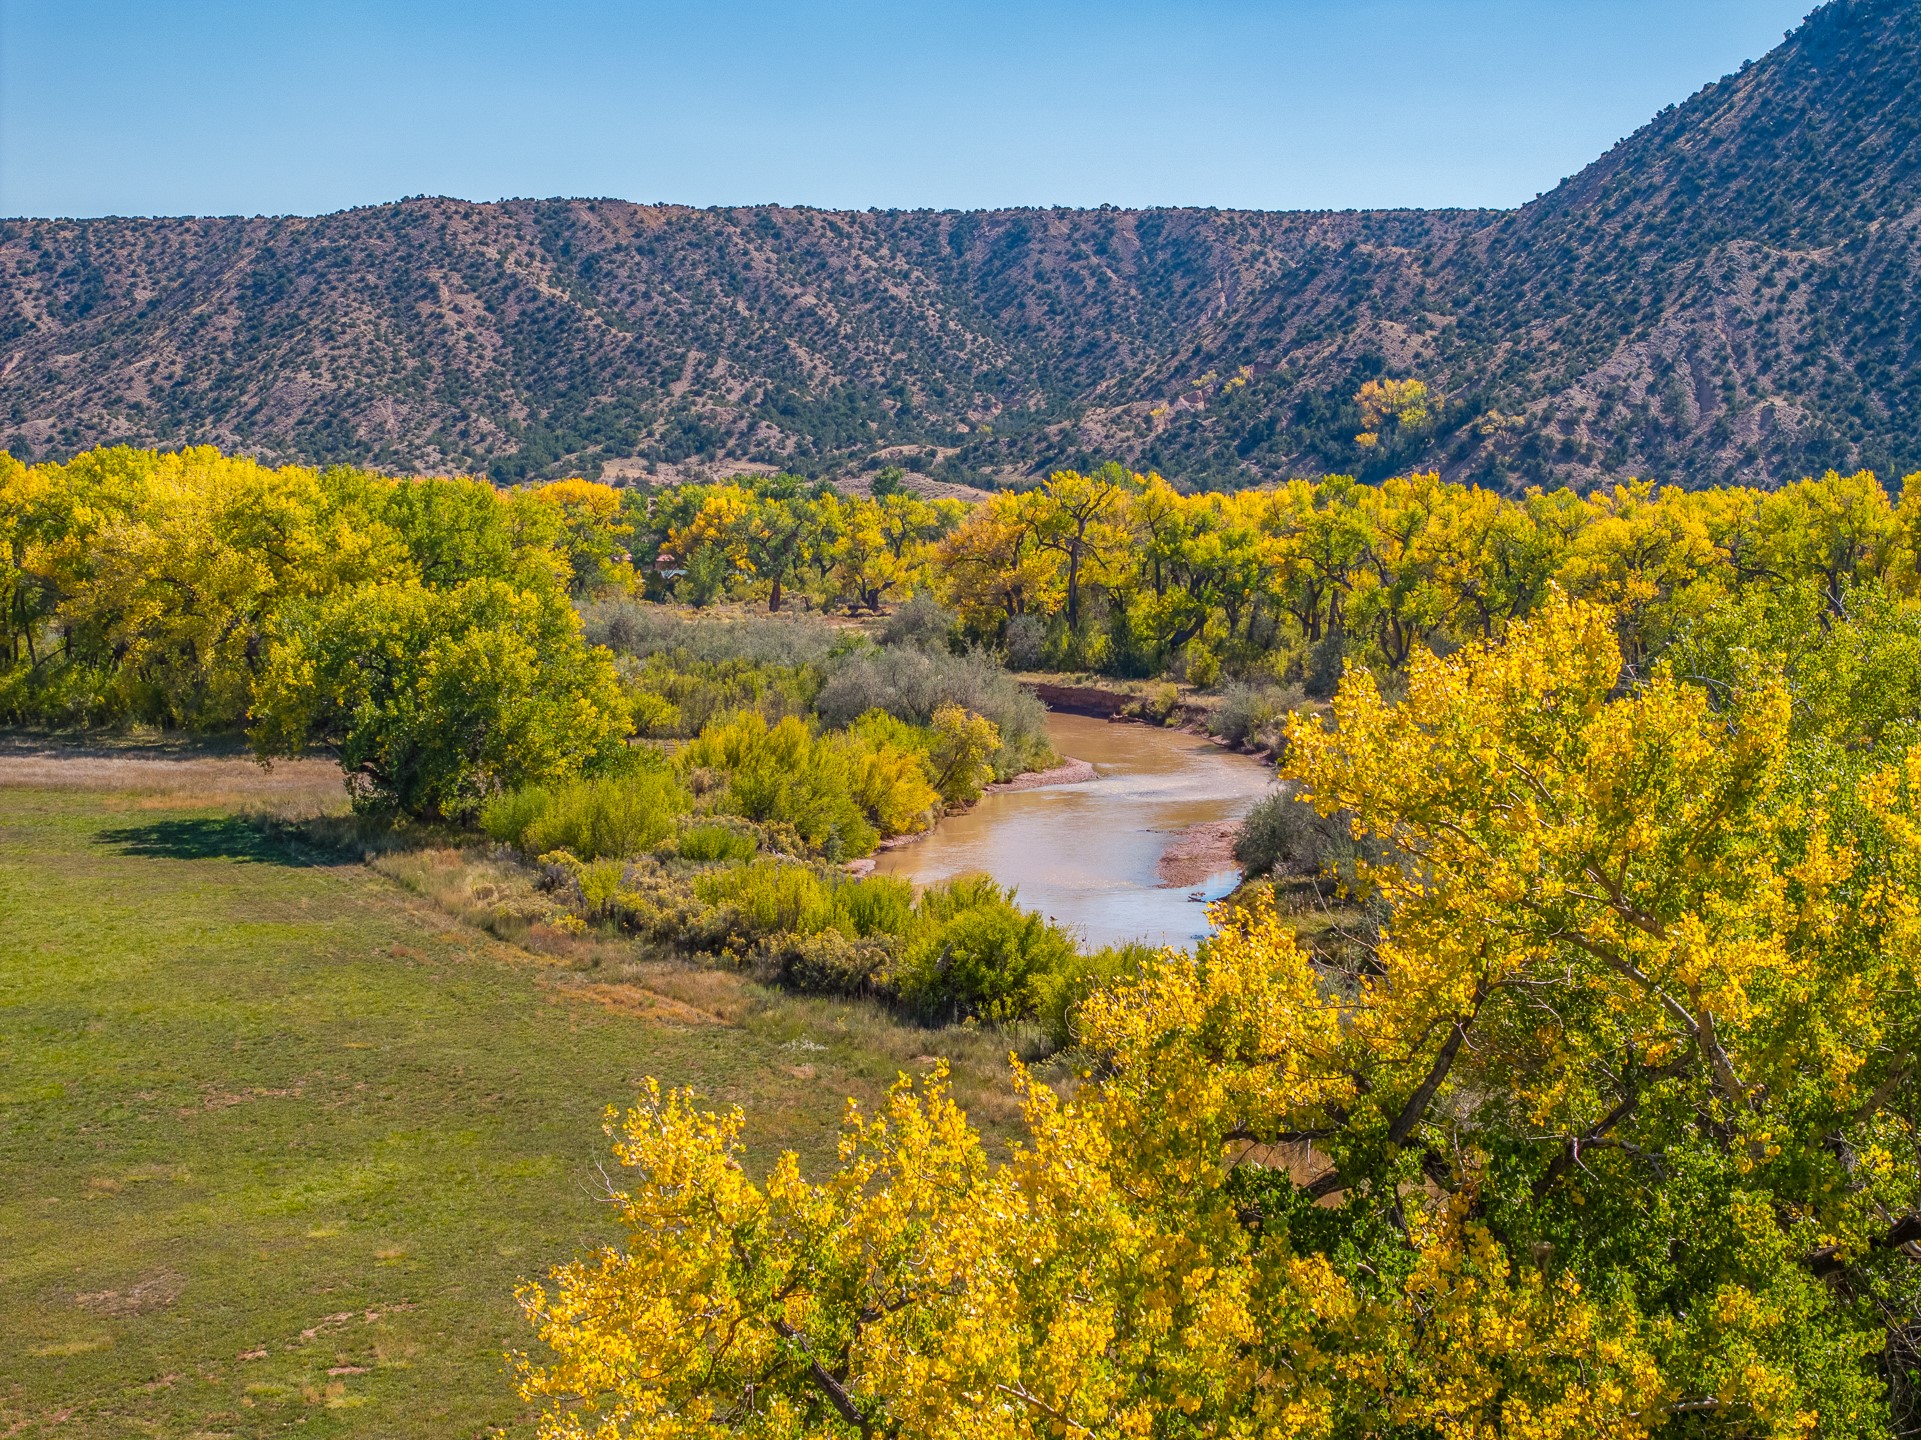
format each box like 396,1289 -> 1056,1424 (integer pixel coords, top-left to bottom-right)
0,733 -> 349,817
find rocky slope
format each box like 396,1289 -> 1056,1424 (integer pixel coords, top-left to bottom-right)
3,0 -> 1917,491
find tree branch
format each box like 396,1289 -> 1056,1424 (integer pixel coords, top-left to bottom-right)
1552,930 -> 1750,1108
994,1382 -> 1092,1435
772,1319 -> 874,1436
1807,1215 -> 1921,1276
1849,1052 -> 1914,1128
1386,982 -> 1490,1148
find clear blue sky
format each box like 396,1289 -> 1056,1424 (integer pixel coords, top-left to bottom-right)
0,0 -> 1816,218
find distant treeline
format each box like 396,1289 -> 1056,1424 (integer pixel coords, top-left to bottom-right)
7,444 -> 1921,801
642,458 -> 1921,691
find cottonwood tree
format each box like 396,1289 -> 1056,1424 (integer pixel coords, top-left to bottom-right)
516,594 -> 1919,1438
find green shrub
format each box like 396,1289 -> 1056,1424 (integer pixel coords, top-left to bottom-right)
832,874 -> 917,938
582,601 -> 842,667
614,651 -> 820,740
1206,687 -> 1298,756
694,859 -> 833,935
894,876 -> 1078,1024
485,768 -> 691,860
681,711 -> 937,858
1234,783 -> 1345,878
1183,644 -> 1222,690
1003,614 -> 1047,670
1127,682 -> 1182,725
756,929 -> 895,995
577,859 -> 626,917
1030,943 -> 1153,1050
1304,631 -> 1347,699
480,786 -> 551,847
913,871 -> 1010,923
815,645 -> 1052,779
251,576 -> 633,821
926,703 -> 1001,805
880,592 -> 958,652
691,861 -> 917,944
674,822 -> 759,864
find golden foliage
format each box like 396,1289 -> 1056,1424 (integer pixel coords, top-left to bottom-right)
518,596 -> 1920,1437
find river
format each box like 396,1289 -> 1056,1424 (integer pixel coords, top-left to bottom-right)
873,712 -> 1277,951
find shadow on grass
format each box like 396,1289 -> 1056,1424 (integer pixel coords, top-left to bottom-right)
97,816 -> 353,867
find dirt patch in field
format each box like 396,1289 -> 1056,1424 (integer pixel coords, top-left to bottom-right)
558,981 -> 728,1026
73,1272 -> 185,1317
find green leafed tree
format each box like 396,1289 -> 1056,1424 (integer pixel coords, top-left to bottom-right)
251,577 -> 631,820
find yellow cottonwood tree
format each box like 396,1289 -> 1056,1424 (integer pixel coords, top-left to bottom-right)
518,595 -> 1919,1438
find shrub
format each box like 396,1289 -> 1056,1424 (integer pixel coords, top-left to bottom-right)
1210,682 -> 1299,751
815,646 -> 1051,779
846,736 -> 943,837
911,872 -> 1008,923
685,714 -> 878,857
532,772 -> 690,859
620,652 -> 820,739
479,786 -> 551,848
1233,781 -> 1355,880
886,876 -> 1078,1024
691,861 -> 915,944
582,600 -> 843,667
1305,630 -> 1347,699
1030,942 -> 1153,1050
759,929 -> 893,995
1184,644 -> 1222,690
676,544 -> 730,607
926,703 -> 1001,805
880,592 -> 958,652
484,767 -> 691,860
673,822 -> 759,864
1003,614 -> 1047,670
627,691 -> 681,736
1124,681 -> 1182,725
577,859 -> 626,917
252,577 -> 632,820
831,873 -> 917,938
694,859 -> 833,934
682,711 -> 937,857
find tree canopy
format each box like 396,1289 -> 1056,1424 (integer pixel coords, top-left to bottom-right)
516,595 -> 1920,1439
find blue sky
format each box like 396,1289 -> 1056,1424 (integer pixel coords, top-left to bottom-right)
1,0 -> 1815,218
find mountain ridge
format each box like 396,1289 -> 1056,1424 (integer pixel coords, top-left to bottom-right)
4,0 -> 1919,491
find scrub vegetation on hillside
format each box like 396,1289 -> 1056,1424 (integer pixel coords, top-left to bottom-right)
9,0 -> 1921,495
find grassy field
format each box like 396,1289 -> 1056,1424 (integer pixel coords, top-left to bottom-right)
0,752 -> 1030,1438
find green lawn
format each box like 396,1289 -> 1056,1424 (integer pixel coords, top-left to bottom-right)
0,783 -> 1005,1437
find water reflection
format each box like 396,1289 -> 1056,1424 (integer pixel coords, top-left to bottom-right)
873,712 -> 1276,950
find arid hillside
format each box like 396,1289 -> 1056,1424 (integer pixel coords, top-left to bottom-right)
3,0 -> 1918,490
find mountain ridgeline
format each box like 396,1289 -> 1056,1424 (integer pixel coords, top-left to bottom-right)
3,0 -> 1919,492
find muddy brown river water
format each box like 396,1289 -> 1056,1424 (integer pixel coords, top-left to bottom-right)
873,712 -> 1277,950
